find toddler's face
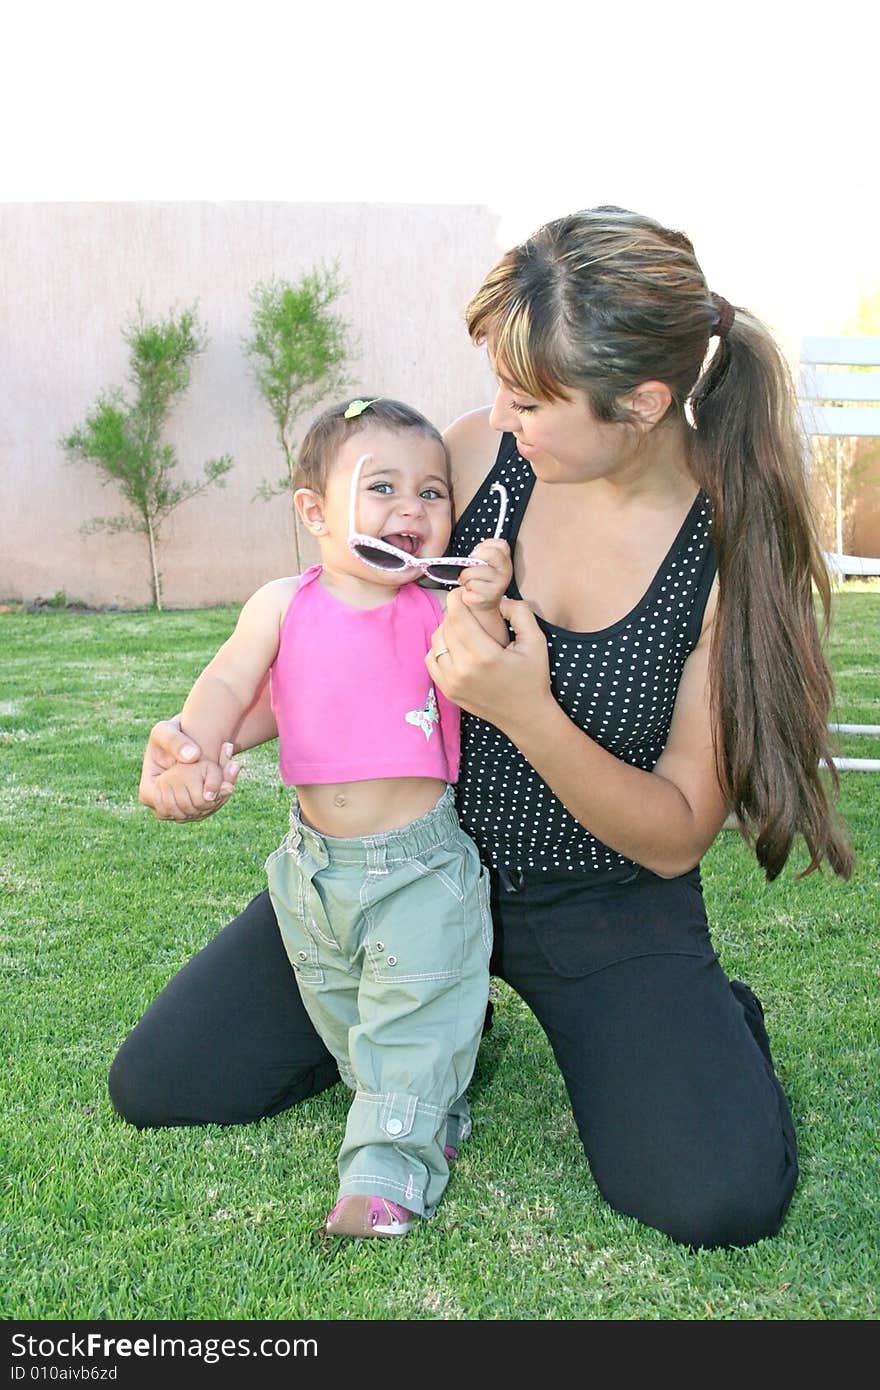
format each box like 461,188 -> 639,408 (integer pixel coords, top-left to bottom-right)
319,426 -> 453,585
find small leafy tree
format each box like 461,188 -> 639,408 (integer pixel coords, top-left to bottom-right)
244,264 -> 352,569
63,305 -> 233,609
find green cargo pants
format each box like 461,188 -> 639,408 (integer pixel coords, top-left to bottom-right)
265,786 -> 492,1217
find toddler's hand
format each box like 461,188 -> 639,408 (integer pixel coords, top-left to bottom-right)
458,539 -> 512,611
152,757 -> 234,822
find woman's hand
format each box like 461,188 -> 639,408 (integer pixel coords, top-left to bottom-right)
138,718 -> 241,822
426,590 -> 553,735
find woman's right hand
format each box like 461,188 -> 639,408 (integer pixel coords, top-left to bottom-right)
138,718 -> 241,822
426,590 -> 554,737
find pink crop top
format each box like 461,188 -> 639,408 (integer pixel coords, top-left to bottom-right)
269,565 -> 460,786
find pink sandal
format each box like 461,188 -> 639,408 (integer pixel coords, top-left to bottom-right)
326,1194 -> 414,1238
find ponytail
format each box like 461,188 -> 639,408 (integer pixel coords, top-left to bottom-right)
690,311 -> 853,880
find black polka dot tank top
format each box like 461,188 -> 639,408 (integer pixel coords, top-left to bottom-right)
450,432 -> 717,874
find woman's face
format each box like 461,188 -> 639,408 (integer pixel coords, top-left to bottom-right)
488,367 -> 632,484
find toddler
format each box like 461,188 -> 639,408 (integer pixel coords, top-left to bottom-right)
153,397 -> 511,1237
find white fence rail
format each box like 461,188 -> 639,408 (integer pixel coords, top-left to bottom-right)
826,722 -> 880,773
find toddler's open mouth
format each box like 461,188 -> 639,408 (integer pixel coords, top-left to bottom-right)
382,532 -> 422,556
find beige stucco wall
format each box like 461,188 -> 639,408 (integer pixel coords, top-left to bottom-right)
0,202 -> 500,607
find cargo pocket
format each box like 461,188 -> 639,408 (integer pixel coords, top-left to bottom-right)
265,847 -> 325,986
532,869 -> 713,980
363,853 -> 466,985
476,866 -> 493,957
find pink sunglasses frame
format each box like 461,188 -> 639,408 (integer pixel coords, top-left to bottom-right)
347,452 -> 508,586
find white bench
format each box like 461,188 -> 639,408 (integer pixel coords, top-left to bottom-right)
799,335 -> 880,577
800,336 -> 880,767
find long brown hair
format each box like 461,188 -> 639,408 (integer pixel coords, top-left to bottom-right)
465,206 -> 852,881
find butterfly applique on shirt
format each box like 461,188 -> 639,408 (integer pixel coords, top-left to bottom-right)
405,686 -> 439,741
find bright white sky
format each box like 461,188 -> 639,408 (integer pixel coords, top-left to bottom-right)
4,1 -> 877,354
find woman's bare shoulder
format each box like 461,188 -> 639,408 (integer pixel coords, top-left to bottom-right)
443,406 -> 498,514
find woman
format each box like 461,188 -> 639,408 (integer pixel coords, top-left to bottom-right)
113,206 -> 851,1249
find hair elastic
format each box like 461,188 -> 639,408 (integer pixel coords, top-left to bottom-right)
710,294 -> 736,340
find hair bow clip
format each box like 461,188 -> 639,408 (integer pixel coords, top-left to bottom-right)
343,398 -> 380,419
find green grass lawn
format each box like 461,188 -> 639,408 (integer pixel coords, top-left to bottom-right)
2,583 -> 878,1321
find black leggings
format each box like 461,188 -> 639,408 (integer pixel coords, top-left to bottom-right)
108,865 -> 798,1249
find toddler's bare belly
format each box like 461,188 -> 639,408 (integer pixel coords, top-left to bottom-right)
296,777 -> 447,838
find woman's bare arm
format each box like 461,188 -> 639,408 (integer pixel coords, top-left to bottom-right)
444,406 -> 497,517
427,584 -> 729,878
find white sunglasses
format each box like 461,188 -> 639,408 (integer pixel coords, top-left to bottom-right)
347,452 -> 508,586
